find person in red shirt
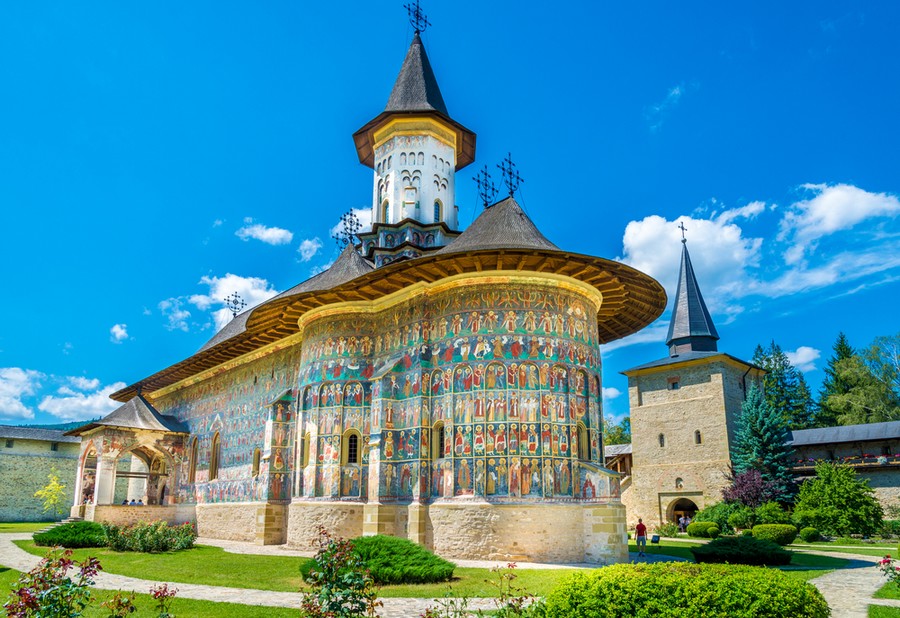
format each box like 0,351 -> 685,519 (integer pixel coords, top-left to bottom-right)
635,518 -> 647,557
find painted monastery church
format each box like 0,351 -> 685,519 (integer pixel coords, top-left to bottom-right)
66,28 -> 672,564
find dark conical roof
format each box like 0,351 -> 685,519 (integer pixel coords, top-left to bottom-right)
436,197 -> 559,254
385,32 -> 448,115
65,395 -> 188,436
665,241 -> 719,355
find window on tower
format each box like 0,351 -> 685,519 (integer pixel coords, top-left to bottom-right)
658,433 -> 666,448
434,200 -> 442,222
382,201 -> 390,222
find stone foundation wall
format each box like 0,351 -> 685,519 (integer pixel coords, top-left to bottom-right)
195,502 -> 261,542
860,469 -> 900,512
0,446 -> 79,522
287,501 -> 365,549
87,504 -> 195,527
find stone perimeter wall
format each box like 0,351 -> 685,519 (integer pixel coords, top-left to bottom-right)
0,441 -> 79,522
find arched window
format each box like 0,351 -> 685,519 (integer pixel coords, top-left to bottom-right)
252,448 -> 261,477
400,153 -> 407,165
433,200 -> 442,222
577,423 -> 589,461
382,200 -> 390,223
432,154 -> 437,168
694,430 -> 702,445
301,433 -> 311,467
417,152 -> 424,165
209,432 -> 221,481
675,477 -> 684,489
432,422 -> 446,460
342,430 -> 362,465
188,438 -> 198,484
387,155 -> 392,169
658,433 -> 665,448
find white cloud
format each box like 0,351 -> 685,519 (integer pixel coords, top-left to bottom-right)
646,84 -> 685,132
779,183 -> 900,265
0,368 -> 44,420
69,376 -> 100,391
329,208 -> 373,239
235,219 -> 294,245
109,323 -> 128,343
298,237 -> 323,262
38,381 -> 127,422
602,387 -> 623,401
786,346 -> 821,372
158,298 -> 191,332
188,273 -> 279,332
714,201 -> 766,225
212,219 -> 223,227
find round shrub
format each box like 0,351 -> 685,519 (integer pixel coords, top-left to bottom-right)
33,522 -> 106,548
687,521 -> 719,538
544,562 -> 828,618
707,526 -> 720,539
754,501 -> 791,525
727,506 -> 755,531
752,524 -> 798,546
799,527 -> 820,543
304,535 -> 456,585
691,535 -> 793,566
741,529 -> 754,537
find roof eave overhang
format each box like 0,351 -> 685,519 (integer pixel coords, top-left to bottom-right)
352,110 -> 476,170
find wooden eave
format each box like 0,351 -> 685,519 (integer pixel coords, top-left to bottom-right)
111,248 -> 666,402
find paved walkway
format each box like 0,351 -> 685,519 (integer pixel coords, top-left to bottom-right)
2,533 -> 899,617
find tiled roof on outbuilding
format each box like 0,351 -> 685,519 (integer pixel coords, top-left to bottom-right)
0,426 -> 80,443
790,421 -> 900,446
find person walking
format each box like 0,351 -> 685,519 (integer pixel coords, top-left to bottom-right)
635,518 -> 647,557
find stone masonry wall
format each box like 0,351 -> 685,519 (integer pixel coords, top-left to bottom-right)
195,502 -> 262,542
286,502 -> 365,549
0,440 -> 79,522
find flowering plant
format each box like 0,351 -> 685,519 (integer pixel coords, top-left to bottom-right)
150,583 -> 178,618
877,555 -> 900,587
4,548 -> 102,617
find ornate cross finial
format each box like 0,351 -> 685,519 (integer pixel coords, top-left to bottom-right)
473,165 -> 498,209
404,1 -> 430,34
333,210 -> 362,248
678,221 -> 688,243
224,292 -> 246,317
497,152 -> 524,198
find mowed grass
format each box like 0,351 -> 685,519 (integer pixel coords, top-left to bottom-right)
795,545 -> 898,558
0,566 -> 298,617
14,540 -> 579,598
875,581 -> 900,600
870,605 -> 900,617
0,522 -> 57,534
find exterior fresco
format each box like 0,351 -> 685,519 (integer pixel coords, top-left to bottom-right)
294,280 -> 617,507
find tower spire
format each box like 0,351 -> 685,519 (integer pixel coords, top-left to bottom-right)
665,230 -> 719,356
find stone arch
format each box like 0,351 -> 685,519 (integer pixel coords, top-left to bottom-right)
666,497 -> 699,523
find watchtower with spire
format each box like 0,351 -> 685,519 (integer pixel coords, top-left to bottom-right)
621,232 -> 763,527
354,10 -> 476,266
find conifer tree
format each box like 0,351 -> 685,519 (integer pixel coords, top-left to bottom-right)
752,341 -> 815,429
732,384 -> 796,502
816,332 -> 855,427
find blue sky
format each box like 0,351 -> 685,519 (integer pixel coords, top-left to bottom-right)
1,2 -> 899,425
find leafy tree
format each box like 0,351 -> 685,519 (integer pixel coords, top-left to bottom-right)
867,332 -> 900,400
752,341 -> 816,429
602,416 -> 631,446
732,384 -> 796,502
815,332 -> 856,427
826,355 -> 900,425
722,470 -> 778,508
793,462 -> 883,536
34,468 -> 67,519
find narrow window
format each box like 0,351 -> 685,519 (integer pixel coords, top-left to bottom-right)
342,431 -> 362,465
188,437 -> 198,483
658,433 -> 665,448
209,432 -> 221,481
675,477 -> 684,489
301,433 -> 311,467
577,423 -> 589,461
400,152 -> 407,165
432,422 -> 446,460
433,200 -> 442,222
382,200 -> 390,223
694,430 -> 702,445
50,442 -> 59,452
418,152 -> 424,165
252,448 -> 261,477
668,377 -> 680,390
4,439 -> 13,448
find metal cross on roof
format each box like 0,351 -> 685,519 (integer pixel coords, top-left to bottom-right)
333,210 -> 362,248
473,165 -> 498,209
497,152 -> 524,198
678,221 -> 688,243
224,292 -> 246,318
404,0 -> 430,34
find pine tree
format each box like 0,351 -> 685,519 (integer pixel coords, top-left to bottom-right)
752,341 -> 816,430
732,384 -> 796,502
816,332 -> 855,427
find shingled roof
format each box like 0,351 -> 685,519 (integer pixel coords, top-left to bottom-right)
666,241 -> 719,355
385,32 -> 448,115
66,395 -> 188,436
436,197 -> 559,254
790,421 -> 900,446
0,425 -> 80,443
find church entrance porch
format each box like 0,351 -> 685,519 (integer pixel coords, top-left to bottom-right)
667,497 -> 699,523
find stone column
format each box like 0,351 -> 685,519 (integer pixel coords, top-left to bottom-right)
93,455 -> 118,506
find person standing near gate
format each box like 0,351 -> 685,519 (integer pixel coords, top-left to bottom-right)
635,518 -> 647,557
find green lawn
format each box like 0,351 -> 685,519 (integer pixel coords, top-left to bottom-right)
870,605 -> 900,617
795,545 -> 897,558
0,522 -> 57,533
0,566 -> 298,617
875,581 -> 900,600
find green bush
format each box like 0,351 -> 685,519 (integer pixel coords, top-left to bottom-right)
752,524 -> 798,546
741,529 -> 754,537
755,501 -> 791,525
686,521 -> 718,538
794,462 -> 883,536
799,527 -> 820,543
707,526 -> 720,539
693,502 -> 743,533
351,535 -> 455,585
543,562 -> 827,618
102,521 -> 196,553
655,522 -> 680,537
33,522 -> 107,548
727,506 -> 755,531
691,535 -> 793,566
881,520 -> 900,538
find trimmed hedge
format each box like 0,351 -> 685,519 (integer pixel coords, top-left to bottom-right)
544,562 -> 828,618
300,535 -> 456,585
799,527 -> 820,543
686,521 -> 719,538
33,522 -> 107,548
707,526 -> 721,539
691,535 -> 793,566
752,524 -> 798,546
103,521 -> 196,553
